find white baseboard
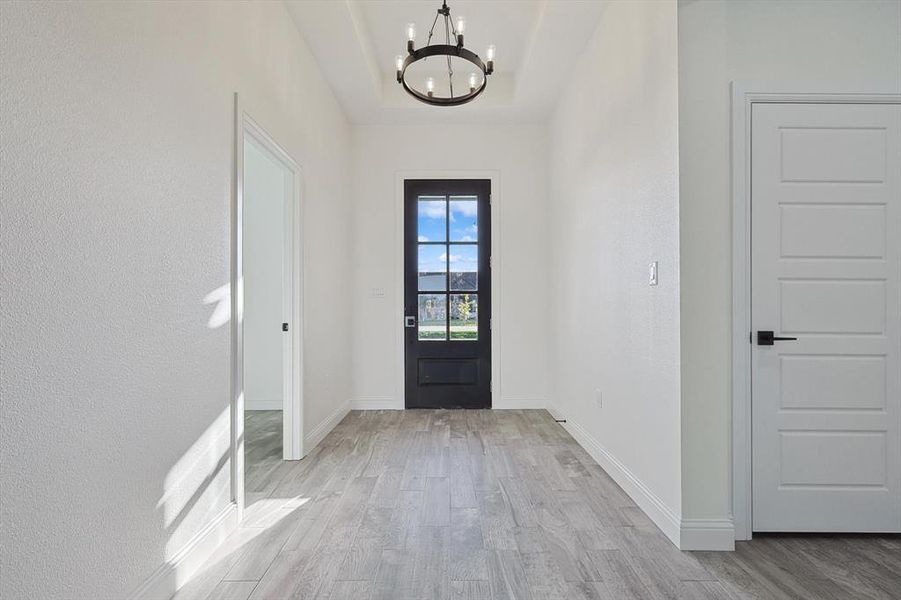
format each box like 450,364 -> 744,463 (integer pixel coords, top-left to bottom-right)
305,401 -> 351,451
350,397 -> 402,410
550,405 -> 734,551
245,399 -> 282,411
680,519 -> 735,551
130,502 -> 238,600
494,398 -> 547,409
552,406 -> 683,548
349,398 -> 547,410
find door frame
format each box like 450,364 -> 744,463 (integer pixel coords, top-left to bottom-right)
730,82 -> 901,540
231,94 -> 305,520
395,171 -> 501,409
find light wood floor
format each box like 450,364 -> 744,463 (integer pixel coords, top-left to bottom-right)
174,410 -> 901,600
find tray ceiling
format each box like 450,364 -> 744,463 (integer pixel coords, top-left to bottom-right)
285,0 -> 608,124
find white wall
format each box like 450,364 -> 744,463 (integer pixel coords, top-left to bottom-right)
547,0 -> 683,541
243,137 -> 287,411
0,2 -> 352,598
678,0 -> 901,525
350,124 -> 549,409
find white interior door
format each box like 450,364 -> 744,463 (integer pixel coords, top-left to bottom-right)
751,102 -> 901,532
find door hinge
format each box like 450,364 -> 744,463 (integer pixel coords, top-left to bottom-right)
282,322 -> 289,332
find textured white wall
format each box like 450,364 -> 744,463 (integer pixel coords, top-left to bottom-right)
678,0 -> 901,522
548,0 -> 682,518
0,2 -> 351,598
350,124 -> 549,408
243,137 -> 287,411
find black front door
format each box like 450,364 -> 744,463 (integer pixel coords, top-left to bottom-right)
404,179 -> 491,409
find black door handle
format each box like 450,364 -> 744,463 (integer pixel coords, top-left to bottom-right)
757,330 -> 798,346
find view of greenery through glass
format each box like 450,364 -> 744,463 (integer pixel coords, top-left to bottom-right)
417,196 -> 479,341
450,293 -> 478,339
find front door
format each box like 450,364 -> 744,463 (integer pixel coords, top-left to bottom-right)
404,179 -> 491,409
751,102 -> 901,531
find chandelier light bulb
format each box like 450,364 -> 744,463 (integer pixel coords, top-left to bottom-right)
395,55 -> 404,71
456,16 -> 466,34
486,44 -> 496,61
469,72 -> 478,92
406,23 -> 416,42
426,77 -> 435,97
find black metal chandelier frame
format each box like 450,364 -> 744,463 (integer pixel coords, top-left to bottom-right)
396,1 -> 494,107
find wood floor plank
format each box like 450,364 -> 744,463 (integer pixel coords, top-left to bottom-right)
409,525 -> 450,600
371,548 -> 416,600
206,581 -> 258,600
358,505 -> 405,550
450,437 -> 479,508
486,549 -> 533,600
519,551 -> 569,600
421,477 -> 451,526
450,580 -> 492,600
369,466 -> 404,509
337,541 -> 383,582
449,506 -> 487,582
326,580 -> 373,600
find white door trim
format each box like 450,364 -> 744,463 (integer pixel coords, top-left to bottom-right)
231,94 -> 305,520
394,171 -> 501,409
730,82 -> 901,540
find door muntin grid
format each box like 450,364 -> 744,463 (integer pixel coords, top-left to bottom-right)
417,195 -> 479,341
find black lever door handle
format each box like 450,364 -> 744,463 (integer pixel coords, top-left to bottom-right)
757,330 -> 798,346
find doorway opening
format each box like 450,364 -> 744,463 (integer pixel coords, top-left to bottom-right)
231,96 -> 304,518
404,179 -> 492,409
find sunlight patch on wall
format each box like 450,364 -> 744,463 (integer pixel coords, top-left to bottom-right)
202,279 -> 243,329
157,407 -> 232,560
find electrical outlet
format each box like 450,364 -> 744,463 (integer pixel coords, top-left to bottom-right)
649,261 -> 658,286
594,388 -> 603,409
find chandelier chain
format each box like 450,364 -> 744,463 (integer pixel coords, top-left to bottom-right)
425,12 -> 439,49
444,13 -> 454,97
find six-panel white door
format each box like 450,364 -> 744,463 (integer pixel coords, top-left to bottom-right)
751,102 -> 901,532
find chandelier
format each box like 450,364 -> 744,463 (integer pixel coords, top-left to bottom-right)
395,1 -> 495,106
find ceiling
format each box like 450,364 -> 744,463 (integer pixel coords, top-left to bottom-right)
285,1 -> 608,125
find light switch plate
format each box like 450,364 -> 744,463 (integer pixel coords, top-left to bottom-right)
649,261 -> 658,286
